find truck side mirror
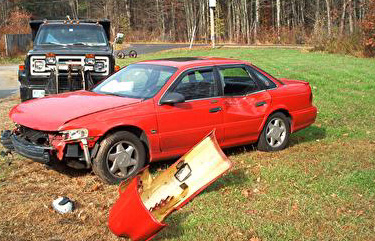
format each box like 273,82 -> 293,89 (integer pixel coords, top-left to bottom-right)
114,33 -> 124,44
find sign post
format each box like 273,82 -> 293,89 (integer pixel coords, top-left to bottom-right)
209,0 -> 216,48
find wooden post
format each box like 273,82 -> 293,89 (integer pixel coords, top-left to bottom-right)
210,7 -> 215,48
5,34 -> 8,56
209,0 -> 216,48
189,25 -> 196,49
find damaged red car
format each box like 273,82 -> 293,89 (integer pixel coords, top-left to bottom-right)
1,57 -> 317,183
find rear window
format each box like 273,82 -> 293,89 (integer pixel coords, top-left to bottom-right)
252,69 -> 277,89
219,67 -> 260,96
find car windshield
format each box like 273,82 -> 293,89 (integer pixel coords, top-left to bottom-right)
35,24 -> 108,46
93,64 -> 177,99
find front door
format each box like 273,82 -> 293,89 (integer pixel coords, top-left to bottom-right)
156,67 -> 224,155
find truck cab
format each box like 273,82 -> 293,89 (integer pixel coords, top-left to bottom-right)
19,19 -> 119,102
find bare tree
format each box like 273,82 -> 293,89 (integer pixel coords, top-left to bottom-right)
254,0 -> 260,41
325,0 -> 332,36
276,0 -> 281,42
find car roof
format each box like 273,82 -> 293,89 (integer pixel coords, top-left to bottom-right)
136,57 -> 251,69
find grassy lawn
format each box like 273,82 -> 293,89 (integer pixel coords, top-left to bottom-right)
1,48 -> 375,240
0,56 -> 24,65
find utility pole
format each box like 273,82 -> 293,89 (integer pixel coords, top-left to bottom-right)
209,0 -> 216,48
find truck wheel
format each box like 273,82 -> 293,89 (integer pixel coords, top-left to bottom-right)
257,112 -> 291,152
93,131 -> 146,184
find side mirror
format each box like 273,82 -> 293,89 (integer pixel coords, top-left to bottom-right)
160,92 -> 185,105
114,33 -> 124,44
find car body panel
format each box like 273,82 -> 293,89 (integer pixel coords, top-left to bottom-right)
156,97 -> 224,154
108,132 -> 232,240
9,91 -> 141,131
221,91 -> 272,147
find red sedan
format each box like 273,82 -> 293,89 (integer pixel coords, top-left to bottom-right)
1,57 -> 317,183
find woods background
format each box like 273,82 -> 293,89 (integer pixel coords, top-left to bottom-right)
1,0 -> 375,56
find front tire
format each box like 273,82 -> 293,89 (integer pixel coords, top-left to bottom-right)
257,112 -> 291,152
93,131 -> 146,184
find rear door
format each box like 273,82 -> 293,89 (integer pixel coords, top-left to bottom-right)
218,65 -> 272,146
156,67 -> 224,154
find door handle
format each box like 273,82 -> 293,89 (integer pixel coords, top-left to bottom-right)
256,101 -> 267,107
209,107 -> 222,113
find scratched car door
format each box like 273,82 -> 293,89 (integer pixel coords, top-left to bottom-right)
218,65 -> 272,146
156,67 -> 224,154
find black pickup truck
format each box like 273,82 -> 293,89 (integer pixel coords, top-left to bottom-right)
19,19 -> 123,102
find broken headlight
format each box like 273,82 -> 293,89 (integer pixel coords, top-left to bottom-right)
60,128 -> 88,141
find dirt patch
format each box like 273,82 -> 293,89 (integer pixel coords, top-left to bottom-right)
0,96 -> 122,241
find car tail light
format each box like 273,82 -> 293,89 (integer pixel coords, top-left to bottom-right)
45,52 -> 56,64
19,65 -> 25,71
114,65 -> 120,72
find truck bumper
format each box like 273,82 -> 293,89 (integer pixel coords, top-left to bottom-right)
1,130 -> 52,164
20,72 -> 106,102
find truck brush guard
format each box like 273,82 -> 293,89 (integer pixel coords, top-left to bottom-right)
45,65 -> 94,95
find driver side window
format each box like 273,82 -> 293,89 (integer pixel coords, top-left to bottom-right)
170,69 -> 219,101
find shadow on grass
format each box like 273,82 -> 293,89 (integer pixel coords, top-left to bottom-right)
45,125 -> 325,180
203,168 -> 249,194
154,211 -> 193,240
289,125 -> 327,147
46,160 -> 92,178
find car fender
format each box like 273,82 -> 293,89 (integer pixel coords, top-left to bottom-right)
258,104 -> 292,134
59,102 -> 160,160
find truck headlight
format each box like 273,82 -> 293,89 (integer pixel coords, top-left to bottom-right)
45,53 -> 56,64
85,54 -> 96,65
46,56 -> 56,64
34,60 -> 46,72
94,61 -> 106,72
60,128 -> 88,141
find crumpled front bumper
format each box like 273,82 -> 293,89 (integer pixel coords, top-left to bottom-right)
108,131 -> 233,241
1,130 -> 52,163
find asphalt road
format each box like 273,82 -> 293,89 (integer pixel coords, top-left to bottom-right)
120,43 -> 208,55
0,65 -> 19,99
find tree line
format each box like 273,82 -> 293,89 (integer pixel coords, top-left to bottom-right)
1,0 -> 375,56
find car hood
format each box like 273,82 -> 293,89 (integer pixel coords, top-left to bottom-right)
29,45 -> 112,56
9,91 -> 142,131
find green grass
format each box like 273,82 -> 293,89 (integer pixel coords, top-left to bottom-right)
119,48 -> 375,240
1,48 -> 374,240
0,56 -> 24,64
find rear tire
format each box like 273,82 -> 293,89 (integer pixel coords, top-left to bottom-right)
93,131 -> 146,184
257,112 -> 290,152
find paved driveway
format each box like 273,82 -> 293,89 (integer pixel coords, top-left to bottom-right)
0,65 -> 19,99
